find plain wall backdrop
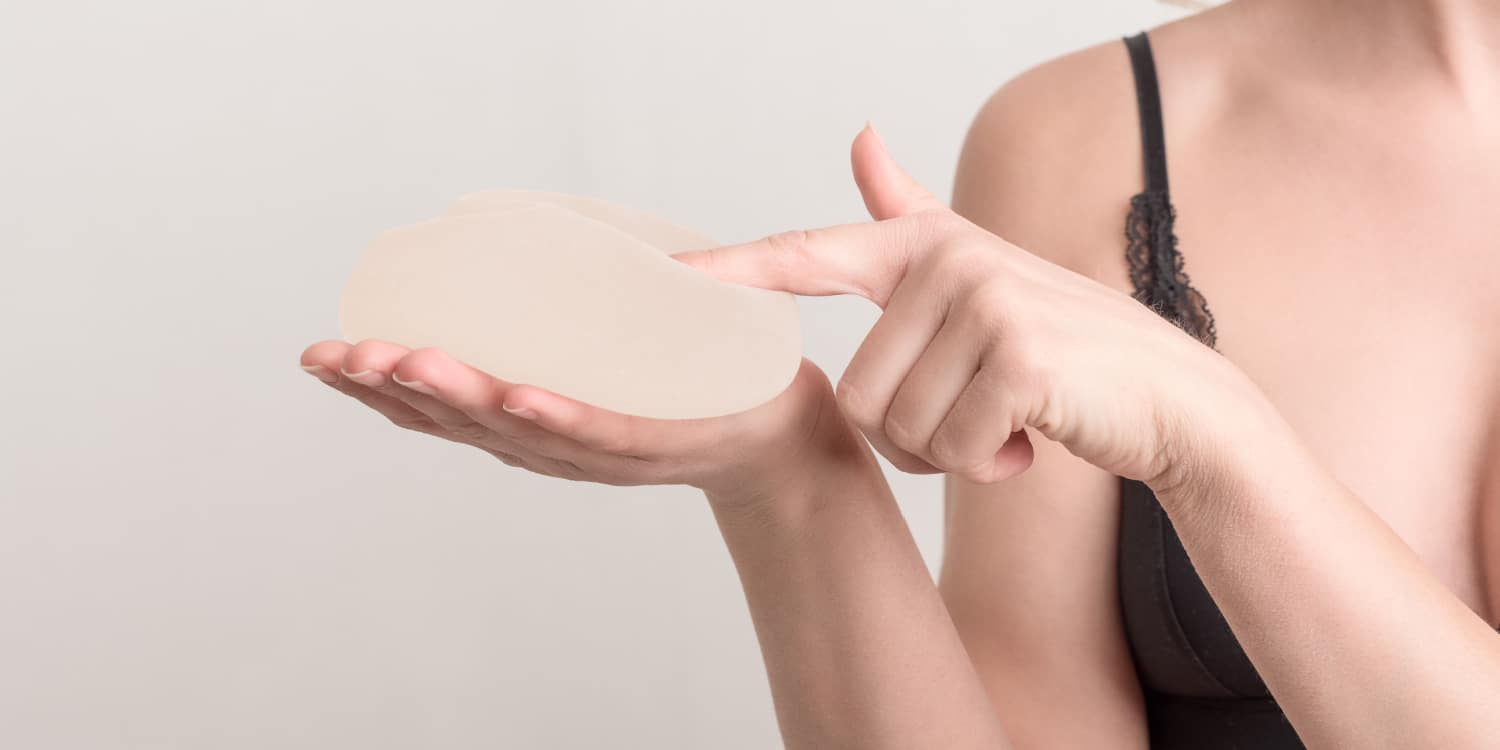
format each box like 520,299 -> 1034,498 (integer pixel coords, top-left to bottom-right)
1,1 -> 1185,747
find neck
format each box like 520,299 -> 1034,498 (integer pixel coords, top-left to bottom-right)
1231,0 -> 1500,109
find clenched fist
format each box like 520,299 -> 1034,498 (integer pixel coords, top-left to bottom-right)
675,125 -> 1254,489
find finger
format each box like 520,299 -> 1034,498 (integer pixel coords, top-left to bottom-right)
300,339 -> 354,382
338,339 -> 411,387
484,444 -> 586,483
358,344 -> 581,467
835,271 -> 951,473
393,348 -> 678,474
671,215 -> 934,307
929,367 -> 1036,483
882,317 -> 983,467
499,381 -> 724,461
843,401 -> 942,475
483,447 -> 586,483
851,123 -> 947,221
304,341 -> 586,476
299,341 -> 444,435
340,339 -> 482,433
496,357 -> 832,487
336,384 -> 446,435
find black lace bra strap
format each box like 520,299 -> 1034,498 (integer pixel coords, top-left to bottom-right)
1120,31 -> 1219,350
1124,32 -> 1169,195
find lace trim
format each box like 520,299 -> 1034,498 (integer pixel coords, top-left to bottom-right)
1125,190 -> 1218,349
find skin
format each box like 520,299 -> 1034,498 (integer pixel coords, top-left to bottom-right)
943,0 -> 1500,746
302,1 -> 1500,745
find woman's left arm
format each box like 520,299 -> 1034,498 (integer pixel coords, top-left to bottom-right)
678,125 -> 1500,748
1149,377 -> 1500,749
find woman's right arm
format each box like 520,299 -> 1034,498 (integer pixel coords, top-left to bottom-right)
300,348 -> 1018,748
705,393 -> 1013,750
708,52 -> 1160,743
300,40 -> 1158,749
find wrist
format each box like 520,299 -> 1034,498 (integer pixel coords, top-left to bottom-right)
704,439 -> 895,559
700,394 -> 882,517
1146,356 -> 1303,515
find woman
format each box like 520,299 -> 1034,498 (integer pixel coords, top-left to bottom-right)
300,0 -> 1500,746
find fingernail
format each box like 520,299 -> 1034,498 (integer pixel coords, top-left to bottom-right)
301,365 -> 337,383
341,368 -> 384,387
392,374 -> 437,396
502,404 -> 537,420
865,119 -> 885,145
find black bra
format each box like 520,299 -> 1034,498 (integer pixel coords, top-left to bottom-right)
1113,31 -> 1500,747
1114,31 -> 1300,748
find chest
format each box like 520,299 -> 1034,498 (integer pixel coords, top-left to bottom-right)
1160,125 -> 1500,615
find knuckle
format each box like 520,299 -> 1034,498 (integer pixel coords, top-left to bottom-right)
765,228 -> 811,256
619,457 -> 671,486
489,449 -> 523,466
891,453 -> 943,475
451,421 -> 491,443
921,241 -> 995,301
555,458 -> 587,479
561,414 -> 633,455
927,238 -> 976,274
388,413 -> 432,432
962,278 -> 1012,326
882,412 -> 924,455
764,229 -> 814,283
869,441 -> 922,472
928,426 -> 966,469
928,427 -> 993,481
696,246 -> 720,271
834,379 -> 880,430
999,327 -> 1054,394
958,461 -> 996,484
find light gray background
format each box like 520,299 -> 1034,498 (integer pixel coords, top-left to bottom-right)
1,1 -> 1185,747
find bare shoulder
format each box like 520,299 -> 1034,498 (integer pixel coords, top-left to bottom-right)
953,9 -> 1245,287
953,37 -> 1151,289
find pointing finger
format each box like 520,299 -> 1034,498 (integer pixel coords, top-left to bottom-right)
673,214 -> 944,308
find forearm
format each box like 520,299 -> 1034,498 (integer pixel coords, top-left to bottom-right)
1153,379 -> 1500,748
705,418 -> 1009,750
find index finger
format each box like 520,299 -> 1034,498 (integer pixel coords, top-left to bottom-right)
672,214 -> 936,308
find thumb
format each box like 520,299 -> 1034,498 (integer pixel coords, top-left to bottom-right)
850,122 -> 947,221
